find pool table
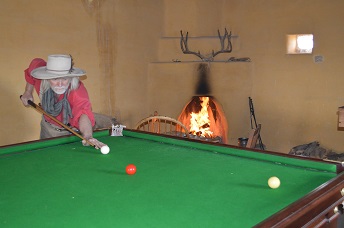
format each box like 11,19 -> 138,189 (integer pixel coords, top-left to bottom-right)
1,129 -> 344,227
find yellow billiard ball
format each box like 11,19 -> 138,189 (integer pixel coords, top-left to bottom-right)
268,176 -> 281,189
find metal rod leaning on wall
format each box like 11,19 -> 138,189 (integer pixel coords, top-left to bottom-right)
249,97 -> 265,150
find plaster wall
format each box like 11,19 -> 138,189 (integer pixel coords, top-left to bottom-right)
224,0 -> 344,152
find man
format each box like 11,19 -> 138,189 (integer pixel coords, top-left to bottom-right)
20,54 -> 106,149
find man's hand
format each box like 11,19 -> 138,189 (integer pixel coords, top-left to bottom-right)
82,137 -> 107,149
21,92 -> 34,107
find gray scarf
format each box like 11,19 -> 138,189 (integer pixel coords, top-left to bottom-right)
42,88 -> 73,125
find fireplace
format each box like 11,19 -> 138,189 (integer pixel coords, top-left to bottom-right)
176,64 -> 228,143
178,96 -> 228,143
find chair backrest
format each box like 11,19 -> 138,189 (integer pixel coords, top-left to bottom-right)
135,116 -> 189,138
246,124 -> 261,149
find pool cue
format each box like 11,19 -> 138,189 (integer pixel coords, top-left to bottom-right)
20,96 -> 96,147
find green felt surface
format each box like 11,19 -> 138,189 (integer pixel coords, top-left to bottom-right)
0,130 -> 338,227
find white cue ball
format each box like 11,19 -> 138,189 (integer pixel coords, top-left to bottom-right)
100,145 -> 110,155
268,176 -> 281,189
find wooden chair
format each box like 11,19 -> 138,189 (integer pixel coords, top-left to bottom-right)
246,124 -> 261,149
135,116 -> 189,138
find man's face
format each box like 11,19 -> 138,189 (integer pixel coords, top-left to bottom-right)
49,77 -> 71,94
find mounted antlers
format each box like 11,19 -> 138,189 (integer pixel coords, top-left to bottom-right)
180,28 -> 232,62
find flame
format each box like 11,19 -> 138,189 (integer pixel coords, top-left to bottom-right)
189,97 -> 213,137
178,96 -> 228,143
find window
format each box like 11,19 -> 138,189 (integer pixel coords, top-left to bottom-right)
287,34 -> 313,54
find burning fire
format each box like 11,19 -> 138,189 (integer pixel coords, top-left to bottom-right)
178,96 -> 228,143
189,97 -> 213,137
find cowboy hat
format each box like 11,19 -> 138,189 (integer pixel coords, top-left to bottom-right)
31,54 -> 86,79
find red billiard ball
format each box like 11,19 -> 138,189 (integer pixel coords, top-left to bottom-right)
126,164 -> 136,175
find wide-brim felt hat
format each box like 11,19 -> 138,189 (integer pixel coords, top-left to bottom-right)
31,54 -> 86,79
